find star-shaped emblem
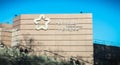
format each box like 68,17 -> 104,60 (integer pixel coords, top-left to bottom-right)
34,15 -> 50,30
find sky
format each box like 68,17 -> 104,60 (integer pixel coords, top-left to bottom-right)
0,0 -> 120,46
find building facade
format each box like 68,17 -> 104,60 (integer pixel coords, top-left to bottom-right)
12,14 -> 93,65
0,24 -> 12,47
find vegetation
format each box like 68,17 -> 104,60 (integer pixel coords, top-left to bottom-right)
0,47 -> 70,65
0,38 -> 90,65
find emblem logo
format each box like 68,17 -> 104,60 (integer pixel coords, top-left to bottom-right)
34,15 -> 50,30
